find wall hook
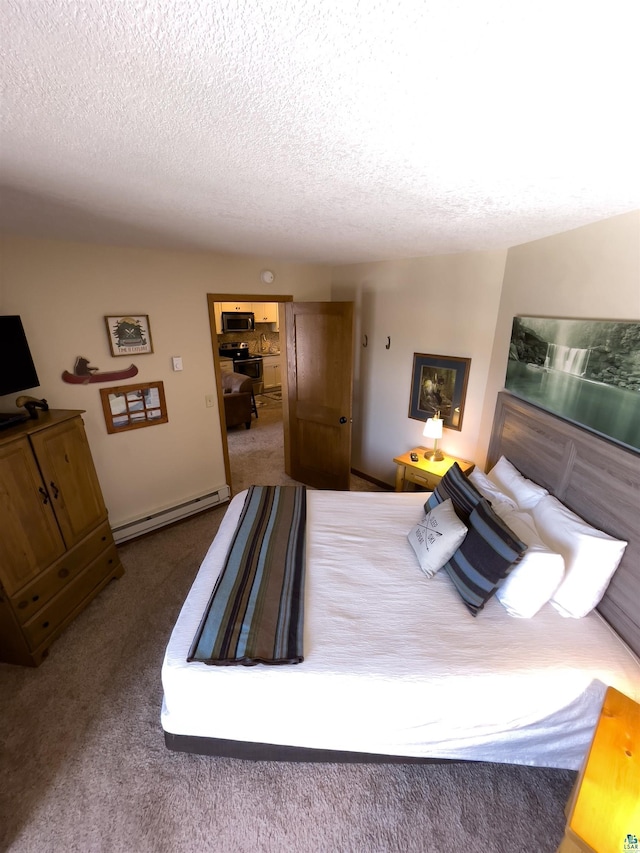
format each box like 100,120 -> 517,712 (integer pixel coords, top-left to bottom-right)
362,334 -> 368,348
385,336 -> 391,350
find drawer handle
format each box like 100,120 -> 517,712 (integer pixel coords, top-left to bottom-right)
42,621 -> 50,629
32,594 -> 40,602
38,486 -> 50,505
18,600 -> 28,610
58,567 -> 70,579
49,481 -> 60,500
101,535 -> 107,542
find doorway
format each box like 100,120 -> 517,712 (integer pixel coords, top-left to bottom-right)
207,293 -> 292,495
209,295 -> 370,494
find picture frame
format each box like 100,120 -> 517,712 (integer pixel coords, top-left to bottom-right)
408,353 -> 471,431
505,316 -> 640,452
105,314 -> 153,356
100,381 -> 168,434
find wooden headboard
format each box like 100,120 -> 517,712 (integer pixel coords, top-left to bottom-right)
488,391 -> 640,658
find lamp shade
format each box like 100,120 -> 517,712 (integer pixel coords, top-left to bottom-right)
423,416 -> 443,440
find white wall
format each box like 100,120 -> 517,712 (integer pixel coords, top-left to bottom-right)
332,251 -> 508,484
0,237 -> 331,525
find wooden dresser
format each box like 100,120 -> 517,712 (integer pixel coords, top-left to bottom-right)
0,409 -> 124,666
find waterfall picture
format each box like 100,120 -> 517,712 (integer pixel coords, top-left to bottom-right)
505,316 -> 640,453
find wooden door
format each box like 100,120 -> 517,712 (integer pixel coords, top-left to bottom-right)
283,302 -> 354,490
0,438 -> 66,594
30,417 -> 107,545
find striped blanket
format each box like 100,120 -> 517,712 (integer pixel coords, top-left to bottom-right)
188,485 -> 307,665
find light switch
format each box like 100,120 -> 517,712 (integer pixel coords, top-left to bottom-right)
172,357 -> 183,371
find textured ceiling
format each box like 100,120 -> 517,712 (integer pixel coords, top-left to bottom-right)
1,0 -> 639,264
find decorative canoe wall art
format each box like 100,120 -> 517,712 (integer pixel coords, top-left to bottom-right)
62,314 -> 154,384
62,356 -> 139,384
505,316 -> 640,453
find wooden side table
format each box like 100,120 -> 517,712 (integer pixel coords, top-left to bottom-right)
392,448 -> 474,492
557,686 -> 640,853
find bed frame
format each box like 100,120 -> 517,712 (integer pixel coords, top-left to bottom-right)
487,391 -> 640,658
165,391 -> 640,759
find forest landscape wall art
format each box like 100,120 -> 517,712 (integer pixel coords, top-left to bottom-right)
505,316 -> 640,453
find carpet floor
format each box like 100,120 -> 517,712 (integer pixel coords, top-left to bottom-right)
0,405 -> 576,852
0,503 -> 575,853
226,399 -> 384,494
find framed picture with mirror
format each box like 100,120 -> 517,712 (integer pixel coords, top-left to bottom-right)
100,381 -> 168,434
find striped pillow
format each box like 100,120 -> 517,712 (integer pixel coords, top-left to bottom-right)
444,499 -> 527,616
425,462 -> 484,523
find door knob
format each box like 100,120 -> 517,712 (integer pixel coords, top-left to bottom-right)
339,417 -> 347,424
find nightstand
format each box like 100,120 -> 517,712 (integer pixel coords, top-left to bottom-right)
393,448 -> 475,492
557,686 -> 639,853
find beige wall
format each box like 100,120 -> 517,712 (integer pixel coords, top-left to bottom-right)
333,210 -> 640,483
0,237 -> 331,526
331,251 -> 508,483
480,210 -> 640,463
2,210 -> 638,519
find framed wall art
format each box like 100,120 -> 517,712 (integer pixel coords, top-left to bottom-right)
105,314 -> 153,356
506,316 -> 640,452
100,381 -> 168,434
408,353 -> 471,431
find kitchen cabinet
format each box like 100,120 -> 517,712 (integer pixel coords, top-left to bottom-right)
0,410 -> 124,666
221,301 -> 252,313
214,303 -> 223,333
262,354 -> 282,390
252,303 -> 279,325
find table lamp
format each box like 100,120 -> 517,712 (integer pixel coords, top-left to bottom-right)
423,412 -> 444,461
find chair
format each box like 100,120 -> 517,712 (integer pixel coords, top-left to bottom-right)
222,372 -> 254,430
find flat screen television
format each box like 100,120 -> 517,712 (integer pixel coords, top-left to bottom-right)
0,315 -> 40,428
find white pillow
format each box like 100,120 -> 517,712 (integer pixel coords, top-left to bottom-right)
469,469 -> 518,516
532,495 -> 628,618
487,456 -> 548,510
495,509 -> 565,618
407,498 -> 468,579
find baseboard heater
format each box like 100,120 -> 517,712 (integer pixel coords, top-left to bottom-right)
111,486 -> 230,544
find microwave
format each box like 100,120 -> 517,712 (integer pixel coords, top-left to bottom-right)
221,311 -> 255,333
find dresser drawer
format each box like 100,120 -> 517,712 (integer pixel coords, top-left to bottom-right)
403,467 -> 440,490
11,520 -> 114,624
22,545 -> 122,649
22,543 -> 120,650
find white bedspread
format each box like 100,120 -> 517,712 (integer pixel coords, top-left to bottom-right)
161,490 -> 640,769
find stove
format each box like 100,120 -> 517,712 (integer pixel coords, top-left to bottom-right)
219,341 -> 264,393
219,341 -> 251,360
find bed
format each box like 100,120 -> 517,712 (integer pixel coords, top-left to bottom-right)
161,392 -> 640,769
